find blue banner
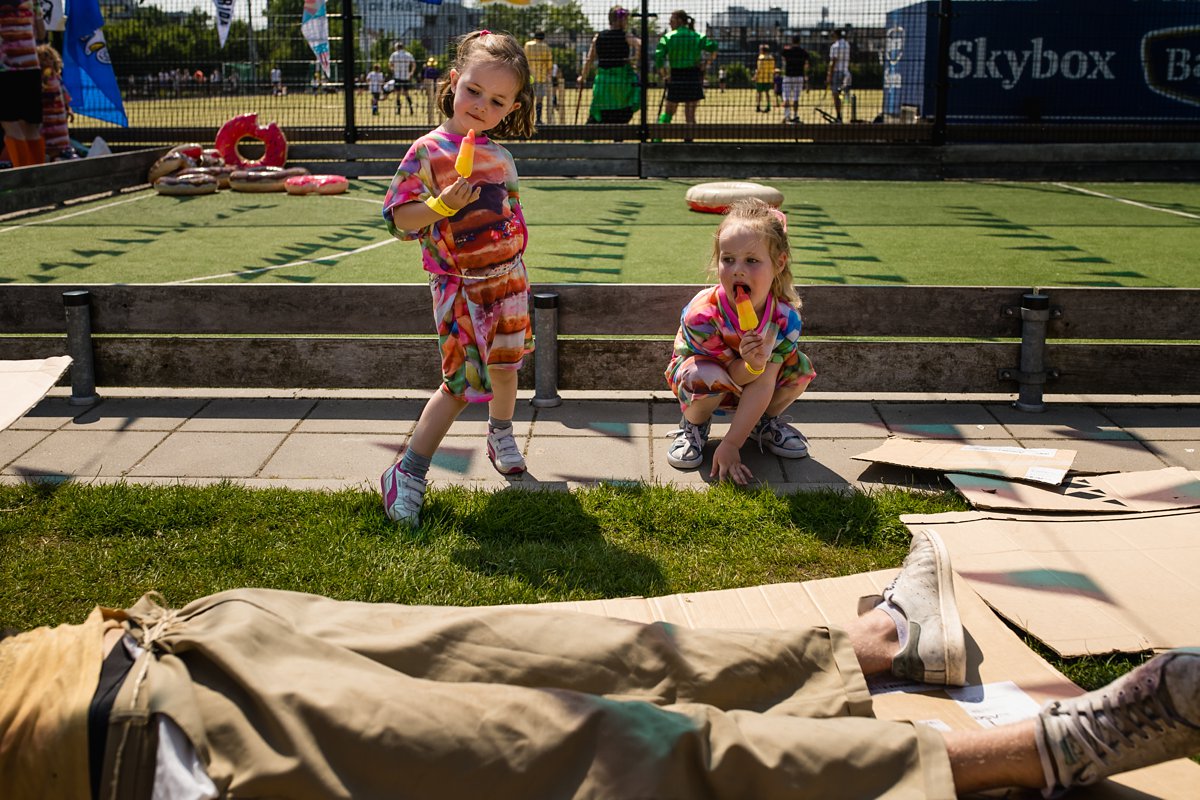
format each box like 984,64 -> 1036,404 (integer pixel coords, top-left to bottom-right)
885,0 -> 1200,123
62,0 -> 128,126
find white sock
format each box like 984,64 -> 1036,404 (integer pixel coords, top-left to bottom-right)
877,599 -> 909,649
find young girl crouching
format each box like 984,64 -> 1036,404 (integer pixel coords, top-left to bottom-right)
664,198 -> 816,485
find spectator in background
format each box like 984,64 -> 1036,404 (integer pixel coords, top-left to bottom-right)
36,43 -> 72,161
388,41 -> 415,114
524,30 -> 553,126
421,57 -> 439,125
826,28 -> 851,122
578,5 -> 641,125
717,66 -> 727,92
753,43 -> 774,113
366,63 -> 384,116
270,65 -> 284,96
0,0 -> 46,167
549,61 -> 564,123
780,34 -> 810,124
654,9 -> 717,132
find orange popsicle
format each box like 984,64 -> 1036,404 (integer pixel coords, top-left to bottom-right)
455,129 -> 475,178
734,287 -> 758,330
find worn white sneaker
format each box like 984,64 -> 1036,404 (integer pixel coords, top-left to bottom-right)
665,419 -> 709,469
1036,648 -> 1200,797
486,425 -> 526,475
859,528 -> 966,686
380,464 -> 427,527
750,415 -> 809,459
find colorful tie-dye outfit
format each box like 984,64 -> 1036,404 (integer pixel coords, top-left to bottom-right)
665,285 -> 816,413
382,130 -> 533,403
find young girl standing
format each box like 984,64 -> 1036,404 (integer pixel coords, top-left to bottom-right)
664,198 -> 816,485
379,30 -> 535,526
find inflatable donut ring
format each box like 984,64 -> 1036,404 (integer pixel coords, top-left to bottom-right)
214,113 -> 288,169
229,166 -> 309,193
685,181 -> 784,214
148,142 -> 205,182
181,165 -> 234,189
154,172 -> 219,196
200,147 -> 226,167
285,174 -> 350,195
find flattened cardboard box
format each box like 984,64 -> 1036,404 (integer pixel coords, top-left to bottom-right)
903,509 -> 1200,658
0,356 -> 71,432
854,438 -> 1077,486
535,571 -> 1197,798
948,467 -> 1200,513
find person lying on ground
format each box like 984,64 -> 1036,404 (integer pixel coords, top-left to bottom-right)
2,529 -> 1198,799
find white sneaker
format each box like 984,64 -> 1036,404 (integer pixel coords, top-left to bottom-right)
1037,648 -> 1200,796
750,415 -> 809,459
380,464 -> 426,527
666,419 -> 709,469
859,529 -> 967,686
486,425 -> 526,475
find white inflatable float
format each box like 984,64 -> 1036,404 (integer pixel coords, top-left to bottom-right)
685,181 -> 784,214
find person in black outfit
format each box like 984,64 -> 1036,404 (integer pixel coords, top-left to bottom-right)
780,35 -> 810,123
578,5 -> 641,125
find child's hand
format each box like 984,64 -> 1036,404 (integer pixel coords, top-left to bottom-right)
439,176 -> 480,213
739,331 -> 768,374
711,440 -> 753,485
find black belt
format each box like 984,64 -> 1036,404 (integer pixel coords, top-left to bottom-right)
89,639 -> 136,800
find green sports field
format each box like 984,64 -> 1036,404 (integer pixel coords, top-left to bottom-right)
4,178 -> 1198,287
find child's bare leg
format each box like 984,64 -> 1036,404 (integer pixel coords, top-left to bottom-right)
682,393 -> 722,425
408,388 -> 467,458
487,367 -> 518,421
764,382 -> 806,418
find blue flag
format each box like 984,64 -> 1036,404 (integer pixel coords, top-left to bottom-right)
63,0 -> 128,126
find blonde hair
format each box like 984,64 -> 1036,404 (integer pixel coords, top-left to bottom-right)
710,198 -> 801,309
437,30 -> 536,140
37,44 -> 63,74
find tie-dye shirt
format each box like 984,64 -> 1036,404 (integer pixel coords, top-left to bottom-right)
668,285 -> 806,377
381,129 -> 526,279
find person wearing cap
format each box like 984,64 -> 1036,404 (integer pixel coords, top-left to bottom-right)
524,30 -> 554,126
3,529 -> 1199,799
421,56 -> 440,124
654,9 -> 718,132
578,5 -> 641,126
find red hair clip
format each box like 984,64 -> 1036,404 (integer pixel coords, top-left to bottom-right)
479,29 -> 491,36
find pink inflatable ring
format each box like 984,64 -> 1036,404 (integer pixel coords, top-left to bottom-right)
685,181 -> 784,214
284,174 -> 350,195
214,113 -> 288,169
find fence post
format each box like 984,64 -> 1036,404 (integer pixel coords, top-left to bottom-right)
531,292 -> 562,408
932,0 -> 953,146
341,0 -> 357,144
62,289 -> 99,406
998,292 -> 1060,413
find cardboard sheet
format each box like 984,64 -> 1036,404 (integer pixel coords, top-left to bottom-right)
948,467 -> 1200,513
903,509 -> 1200,658
853,437 -> 1077,485
0,356 -> 71,432
539,571 -> 1198,798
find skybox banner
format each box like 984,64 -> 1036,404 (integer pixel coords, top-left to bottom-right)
884,0 -> 1200,122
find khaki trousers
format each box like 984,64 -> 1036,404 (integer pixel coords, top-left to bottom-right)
103,589 -> 954,799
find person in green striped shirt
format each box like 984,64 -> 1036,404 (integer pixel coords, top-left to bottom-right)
654,9 -> 718,131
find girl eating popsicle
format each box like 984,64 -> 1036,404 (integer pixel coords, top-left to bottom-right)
379,30 -> 536,526
663,198 -> 816,484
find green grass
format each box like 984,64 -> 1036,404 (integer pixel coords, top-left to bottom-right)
4,179 -> 1198,287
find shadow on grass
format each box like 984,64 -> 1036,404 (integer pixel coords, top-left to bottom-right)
447,486 -> 668,599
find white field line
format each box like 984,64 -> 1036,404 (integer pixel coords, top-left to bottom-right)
0,193 -> 154,234
1053,182 -> 1200,220
169,237 -> 398,284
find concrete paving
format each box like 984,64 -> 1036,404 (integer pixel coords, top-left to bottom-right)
3,388 -> 1197,494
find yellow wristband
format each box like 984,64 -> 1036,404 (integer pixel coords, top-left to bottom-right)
742,359 -> 765,376
425,195 -> 457,217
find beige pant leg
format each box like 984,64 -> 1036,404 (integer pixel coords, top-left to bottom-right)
130,589 -> 954,799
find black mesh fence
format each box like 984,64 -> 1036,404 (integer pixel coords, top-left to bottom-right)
61,0 -> 1200,144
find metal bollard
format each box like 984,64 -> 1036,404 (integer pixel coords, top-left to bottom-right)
1014,292 -> 1051,413
531,292 -> 562,408
62,289 -> 100,406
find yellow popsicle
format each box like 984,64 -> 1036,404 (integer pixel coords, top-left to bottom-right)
455,129 -> 475,178
734,287 -> 758,330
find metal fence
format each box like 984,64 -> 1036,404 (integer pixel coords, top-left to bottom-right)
58,0 -> 1200,144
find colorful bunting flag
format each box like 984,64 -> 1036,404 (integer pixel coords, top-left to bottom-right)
63,0 -> 128,126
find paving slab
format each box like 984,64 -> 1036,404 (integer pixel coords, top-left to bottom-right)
874,403 -> 1011,439
8,396 -> 83,430
261,433 -> 406,481
127,432 -> 285,478
4,430 -> 168,478
1097,406 -> 1200,441
294,399 -> 424,434
0,429 -> 51,470
783,438 -> 882,487
424,434 -> 529,484
525,434 -> 652,485
70,397 -> 207,431
1143,440 -> 1200,470
443,402 -> 535,438
785,401 -> 889,440
179,398 -> 318,433
983,403 -> 1134,441
533,400 -> 650,439
1018,437 -> 1166,475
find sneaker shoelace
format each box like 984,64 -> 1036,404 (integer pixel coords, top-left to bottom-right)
666,423 -> 706,455
1060,677 -> 1175,772
755,415 -> 796,450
